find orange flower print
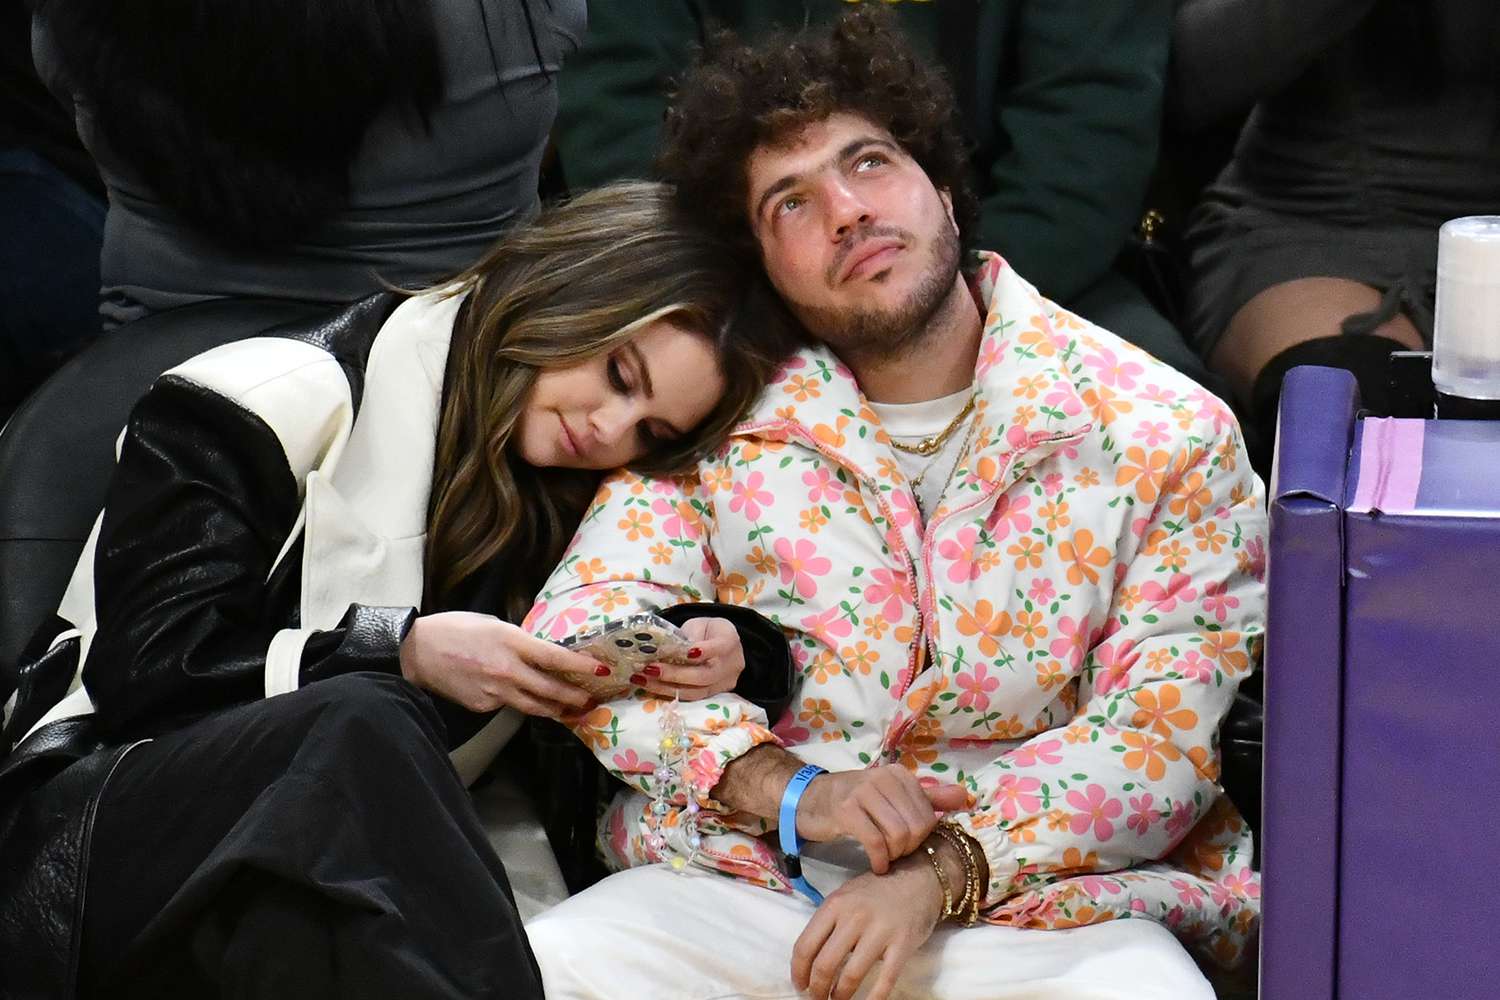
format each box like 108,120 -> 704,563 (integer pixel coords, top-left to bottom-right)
1115,447 -> 1171,503
955,599 -> 1013,657
748,546 -> 778,575
1058,529 -> 1112,586
1121,731 -> 1183,781
1034,659 -> 1066,690
1192,520 -> 1227,554
1074,467 -> 1100,488
798,697 -> 837,729
618,508 -> 654,541
702,466 -> 733,494
648,542 -> 673,565
575,557 -> 606,584
1082,385 -> 1133,424
1046,809 -> 1072,832
1199,630 -> 1251,676
783,374 -> 822,402
863,614 -> 891,640
719,572 -> 751,604
1060,847 -> 1102,872
1157,539 -> 1192,572
1009,537 -> 1044,569
840,641 -> 880,675
809,650 -> 841,685
1011,610 -> 1049,648
1168,471 -> 1212,522
799,506 -> 829,533
1014,374 -> 1048,399
1018,316 -> 1059,357
1130,685 -> 1199,738
1038,500 -> 1071,532
573,706 -> 617,752
592,588 -> 629,613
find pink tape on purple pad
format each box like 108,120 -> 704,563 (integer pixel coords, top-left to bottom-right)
1349,418 -> 1425,514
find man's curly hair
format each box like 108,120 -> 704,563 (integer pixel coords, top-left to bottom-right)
655,6 -> 978,263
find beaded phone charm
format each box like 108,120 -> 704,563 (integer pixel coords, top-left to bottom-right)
646,698 -> 700,871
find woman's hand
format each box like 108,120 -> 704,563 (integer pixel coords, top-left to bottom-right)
791,855 -> 945,1000
399,611 -> 602,717
630,616 -> 745,701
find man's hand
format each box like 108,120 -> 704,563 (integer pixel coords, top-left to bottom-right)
798,766 -> 971,874
792,853 -> 947,1000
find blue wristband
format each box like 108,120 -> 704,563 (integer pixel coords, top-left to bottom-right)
778,763 -> 827,905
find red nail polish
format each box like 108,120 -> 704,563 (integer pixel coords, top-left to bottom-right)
595,664 -> 612,677
629,673 -> 647,686
688,647 -> 703,659
643,665 -> 661,677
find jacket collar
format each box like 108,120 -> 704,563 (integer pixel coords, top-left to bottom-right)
740,252 -> 1094,517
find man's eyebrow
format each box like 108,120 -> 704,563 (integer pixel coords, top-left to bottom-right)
752,136 -> 903,224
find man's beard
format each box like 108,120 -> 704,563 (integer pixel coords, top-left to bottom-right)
792,221 -> 962,366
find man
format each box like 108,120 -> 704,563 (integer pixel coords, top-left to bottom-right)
525,12 -> 1262,999
553,0 -> 1219,390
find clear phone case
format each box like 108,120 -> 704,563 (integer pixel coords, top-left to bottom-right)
557,612 -> 692,698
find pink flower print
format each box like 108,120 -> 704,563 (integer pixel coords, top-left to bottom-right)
1165,800 -> 1196,840
1042,472 -> 1065,496
729,471 -> 774,520
803,467 -> 843,503
1171,878 -> 1207,908
1044,385 -> 1084,417
773,537 -> 831,598
652,498 -> 700,540
887,488 -> 918,529
956,663 -> 1000,711
1176,650 -> 1213,683
862,568 -> 912,623
1009,738 -> 1064,768
939,526 -> 985,584
1133,420 -> 1171,448
1028,577 -> 1057,603
1084,347 -> 1145,390
1208,881 -> 1237,912
1140,383 -> 1178,406
1129,897 -> 1149,915
1049,615 -> 1089,669
1126,793 -> 1157,836
1075,872 -> 1123,897
1222,868 -> 1262,900
542,605 -> 587,640
1091,639 -> 1139,695
1139,573 -> 1198,613
688,749 -> 724,790
772,712 -> 811,745
977,335 -> 1006,373
1200,580 -> 1240,623
986,493 -> 1033,541
1066,784 -> 1123,841
1131,516 -> 1151,540
800,604 -> 854,643
1165,904 -> 1186,929
995,774 -> 1042,820
611,749 -> 651,774
1237,536 -> 1267,582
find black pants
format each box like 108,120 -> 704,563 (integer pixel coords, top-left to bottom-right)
77,672 -> 543,1000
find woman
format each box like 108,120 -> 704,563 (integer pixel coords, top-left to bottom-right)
0,181 -> 798,999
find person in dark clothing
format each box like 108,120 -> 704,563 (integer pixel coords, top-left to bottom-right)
30,0 -> 584,329
553,0 -> 1220,391
1172,0 -> 1500,471
0,181 -> 799,999
0,0 -> 105,423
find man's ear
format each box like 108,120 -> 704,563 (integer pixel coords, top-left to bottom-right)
940,188 -> 958,235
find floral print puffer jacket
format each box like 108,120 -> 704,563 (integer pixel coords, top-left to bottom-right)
526,254 -> 1264,966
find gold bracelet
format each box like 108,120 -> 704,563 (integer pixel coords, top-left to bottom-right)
922,845 -> 956,921
929,825 -> 974,922
934,821 -> 986,926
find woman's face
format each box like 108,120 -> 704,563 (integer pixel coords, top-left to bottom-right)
514,316 -> 728,470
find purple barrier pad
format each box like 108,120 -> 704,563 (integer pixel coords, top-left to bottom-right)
1413,420 -> 1500,513
1338,513 -> 1500,1000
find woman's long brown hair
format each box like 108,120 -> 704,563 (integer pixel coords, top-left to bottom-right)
423,181 -> 797,620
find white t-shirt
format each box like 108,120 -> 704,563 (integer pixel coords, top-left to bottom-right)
868,386 -> 975,520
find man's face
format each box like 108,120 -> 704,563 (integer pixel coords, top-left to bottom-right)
745,112 -> 962,363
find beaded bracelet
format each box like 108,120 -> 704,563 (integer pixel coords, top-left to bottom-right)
645,698 -> 700,872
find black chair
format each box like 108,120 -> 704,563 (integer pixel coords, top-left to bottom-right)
0,298 -> 324,693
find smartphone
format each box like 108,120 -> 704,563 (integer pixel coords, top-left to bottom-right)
557,612 -> 693,699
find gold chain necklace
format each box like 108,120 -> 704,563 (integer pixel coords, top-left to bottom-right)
887,395 -> 977,457
910,414 -> 981,520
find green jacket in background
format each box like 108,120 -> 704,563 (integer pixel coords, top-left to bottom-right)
556,0 -> 1172,308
